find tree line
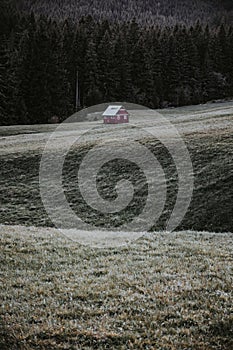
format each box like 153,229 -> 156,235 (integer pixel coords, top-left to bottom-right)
17,0 -> 233,26
1,2 -> 233,125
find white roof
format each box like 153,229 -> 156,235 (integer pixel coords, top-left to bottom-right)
103,105 -> 125,116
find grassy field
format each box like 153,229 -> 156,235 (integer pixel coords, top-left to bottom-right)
0,226 -> 232,349
0,102 -> 233,348
0,123 -> 232,232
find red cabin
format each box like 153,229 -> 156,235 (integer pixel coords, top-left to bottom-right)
103,105 -> 129,124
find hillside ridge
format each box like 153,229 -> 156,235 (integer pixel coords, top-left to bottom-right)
16,0 -> 233,25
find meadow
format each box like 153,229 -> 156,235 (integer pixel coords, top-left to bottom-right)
0,102 -> 233,349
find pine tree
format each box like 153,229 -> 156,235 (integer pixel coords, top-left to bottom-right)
83,37 -> 102,106
0,0 -> 20,125
61,19 -> 76,115
97,29 -> 117,101
113,31 -> 132,102
73,22 -> 88,107
226,26 -> 233,95
152,28 -> 168,107
0,47 -> 7,123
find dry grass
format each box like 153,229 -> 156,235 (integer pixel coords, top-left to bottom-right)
1,104 -> 233,348
0,225 -> 232,349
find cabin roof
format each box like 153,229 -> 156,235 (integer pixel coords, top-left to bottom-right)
103,105 -> 127,116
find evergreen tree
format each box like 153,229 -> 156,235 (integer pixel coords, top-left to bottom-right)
0,0 -> 19,125
83,37 -> 102,106
61,19 -> 77,115
1,9 -> 233,125
73,23 -> 88,107
97,29 -> 116,101
113,31 -> 132,102
226,27 -> 233,95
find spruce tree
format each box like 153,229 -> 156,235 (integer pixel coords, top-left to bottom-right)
113,31 -> 132,102
97,29 -> 116,101
83,37 -> 102,106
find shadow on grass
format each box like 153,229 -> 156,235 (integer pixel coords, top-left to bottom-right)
25,329 -> 134,349
207,319 -> 233,349
0,318 -> 27,350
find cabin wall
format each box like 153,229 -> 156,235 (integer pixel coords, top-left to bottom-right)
103,114 -> 129,124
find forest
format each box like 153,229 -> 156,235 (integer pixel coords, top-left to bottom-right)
0,0 -> 233,125
15,0 -> 233,26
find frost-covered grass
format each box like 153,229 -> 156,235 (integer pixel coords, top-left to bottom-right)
1,125 -> 232,232
0,102 -> 233,348
0,225 -> 232,349
1,101 -> 233,154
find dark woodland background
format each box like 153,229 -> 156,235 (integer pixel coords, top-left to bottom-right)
1,0 -> 233,125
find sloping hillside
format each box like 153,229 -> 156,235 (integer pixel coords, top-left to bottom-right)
0,101 -> 232,233
0,102 -> 232,349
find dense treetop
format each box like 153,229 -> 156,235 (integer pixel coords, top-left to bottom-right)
15,0 -> 233,26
